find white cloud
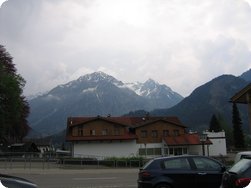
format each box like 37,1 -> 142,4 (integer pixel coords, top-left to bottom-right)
0,0 -> 6,7
1,0 -> 251,97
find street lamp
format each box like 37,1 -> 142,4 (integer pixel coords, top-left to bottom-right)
200,134 -> 207,156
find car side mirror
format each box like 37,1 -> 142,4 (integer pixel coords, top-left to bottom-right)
221,166 -> 226,172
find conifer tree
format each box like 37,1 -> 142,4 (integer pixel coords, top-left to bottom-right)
209,114 -> 222,132
232,103 -> 245,148
217,114 -> 233,147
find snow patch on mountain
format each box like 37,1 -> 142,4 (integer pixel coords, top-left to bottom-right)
82,87 -> 97,93
124,79 -> 179,99
44,94 -> 61,101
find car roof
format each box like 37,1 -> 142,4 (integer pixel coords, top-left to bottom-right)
152,155 -> 209,161
237,151 -> 251,154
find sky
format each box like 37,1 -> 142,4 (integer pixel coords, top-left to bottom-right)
1,0 -> 251,97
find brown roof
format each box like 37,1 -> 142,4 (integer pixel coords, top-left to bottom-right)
66,133 -> 137,142
67,116 -> 186,128
133,117 -> 186,128
230,83 -> 251,104
163,133 -> 212,146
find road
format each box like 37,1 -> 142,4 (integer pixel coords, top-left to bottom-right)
2,168 -> 139,188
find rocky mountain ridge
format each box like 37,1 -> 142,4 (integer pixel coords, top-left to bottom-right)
28,71 -> 183,135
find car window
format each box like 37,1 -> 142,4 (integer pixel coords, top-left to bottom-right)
142,159 -> 154,169
229,159 -> 251,174
241,155 -> 251,160
193,157 -> 221,171
143,159 -> 162,170
163,158 -> 190,170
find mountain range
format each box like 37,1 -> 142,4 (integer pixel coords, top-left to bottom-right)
128,70 -> 251,133
150,74 -> 250,132
28,71 -> 183,135
28,69 -> 251,138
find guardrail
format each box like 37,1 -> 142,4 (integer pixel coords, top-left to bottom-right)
0,153 -> 148,169
0,157 -> 59,169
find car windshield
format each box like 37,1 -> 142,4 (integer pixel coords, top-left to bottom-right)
229,159 -> 251,174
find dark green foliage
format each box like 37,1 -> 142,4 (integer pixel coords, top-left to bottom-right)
0,45 -> 30,143
126,110 -> 150,117
232,103 -> 245,148
209,114 -> 222,132
104,156 -> 145,167
217,114 -> 233,147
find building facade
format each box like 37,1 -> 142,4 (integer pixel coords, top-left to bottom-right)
66,116 -> 220,158
203,130 -> 227,156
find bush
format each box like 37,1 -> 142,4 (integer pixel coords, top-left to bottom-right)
103,156 -> 145,167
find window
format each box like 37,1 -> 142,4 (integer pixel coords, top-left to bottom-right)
139,148 -> 162,156
169,148 -> 174,155
78,127 -> 83,136
230,159 -> 251,173
183,148 -> 188,154
147,148 -> 154,155
114,128 -> 120,135
102,129 -> 108,135
141,130 -> 147,138
139,148 -> 146,155
193,157 -> 221,171
168,147 -> 188,155
164,148 -> 169,155
163,158 -> 190,170
173,130 -> 179,136
152,130 -> 158,138
90,130 -> 96,136
174,148 -> 183,155
154,148 -> 161,155
163,130 -> 169,137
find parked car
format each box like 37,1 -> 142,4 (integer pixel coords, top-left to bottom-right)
137,155 -> 226,188
220,158 -> 251,188
0,174 -> 37,188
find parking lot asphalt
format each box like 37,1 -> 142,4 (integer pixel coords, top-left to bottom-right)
2,168 -> 139,188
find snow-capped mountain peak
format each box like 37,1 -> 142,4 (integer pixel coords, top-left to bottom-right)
144,78 -> 159,86
125,79 -> 178,99
77,71 -> 123,86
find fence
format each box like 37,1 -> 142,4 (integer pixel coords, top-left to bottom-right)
0,152 -> 148,170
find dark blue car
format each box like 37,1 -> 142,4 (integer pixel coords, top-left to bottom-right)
0,174 -> 37,188
138,155 -> 226,188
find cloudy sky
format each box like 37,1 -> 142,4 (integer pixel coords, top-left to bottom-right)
1,0 -> 251,97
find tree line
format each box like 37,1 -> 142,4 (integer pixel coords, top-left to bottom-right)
0,45 -> 30,144
209,102 -> 245,149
